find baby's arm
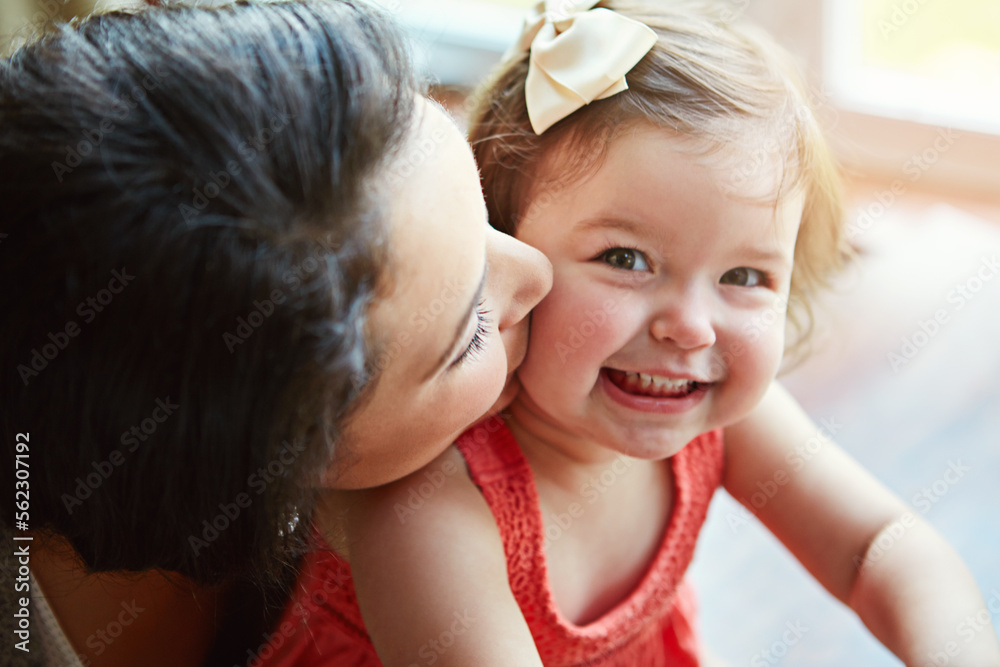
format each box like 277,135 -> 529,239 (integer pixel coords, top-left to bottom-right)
341,446 -> 543,667
724,383 -> 1000,665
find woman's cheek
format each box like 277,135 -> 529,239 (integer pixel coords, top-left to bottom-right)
455,342 -> 511,420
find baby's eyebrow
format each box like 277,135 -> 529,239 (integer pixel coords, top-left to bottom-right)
733,244 -> 790,264
574,217 -> 646,236
573,216 -> 672,250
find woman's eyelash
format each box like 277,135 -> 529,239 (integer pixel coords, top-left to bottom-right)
452,302 -> 491,368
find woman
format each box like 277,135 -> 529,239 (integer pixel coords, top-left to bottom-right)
0,1 -> 551,665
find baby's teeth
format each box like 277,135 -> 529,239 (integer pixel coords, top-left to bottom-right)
652,376 -> 689,391
618,371 -> 694,392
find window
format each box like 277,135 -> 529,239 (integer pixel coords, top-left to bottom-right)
378,0 -> 533,87
826,0 -> 1000,135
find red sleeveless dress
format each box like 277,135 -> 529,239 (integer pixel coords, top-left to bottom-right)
258,418 -> 725,667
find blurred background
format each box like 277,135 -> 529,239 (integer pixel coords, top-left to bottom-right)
4,0 -> 998,664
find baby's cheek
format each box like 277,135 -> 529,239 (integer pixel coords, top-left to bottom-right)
534,284 -> 626,363
726,312 -> 786,390
754,311 -> 788,376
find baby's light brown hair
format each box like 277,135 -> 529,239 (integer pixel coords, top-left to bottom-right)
468,0 -> 849,360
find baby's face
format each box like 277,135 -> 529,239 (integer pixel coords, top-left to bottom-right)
511,126 -> 803,460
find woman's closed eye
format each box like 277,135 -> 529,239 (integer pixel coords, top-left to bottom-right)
719,267 -> 769,287
596,246 -> 650,272
452,302 -> 491,368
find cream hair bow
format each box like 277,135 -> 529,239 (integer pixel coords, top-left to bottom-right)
507,0 -> 658,134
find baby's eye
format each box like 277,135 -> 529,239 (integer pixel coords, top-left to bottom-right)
599,247 -> 650,272
720,267 -> 768,287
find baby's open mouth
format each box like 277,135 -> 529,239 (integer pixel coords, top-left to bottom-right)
605,369 -> 703,399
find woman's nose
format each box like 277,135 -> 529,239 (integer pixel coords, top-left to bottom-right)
487,228 -> 553,330
649,285 -> 716,350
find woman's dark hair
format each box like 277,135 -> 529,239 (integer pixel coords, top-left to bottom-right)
0,0 -> 416,586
